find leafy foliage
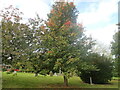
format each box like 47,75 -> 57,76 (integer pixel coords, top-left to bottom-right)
1,6 -> 31,66
78,53 -> 113,84
44,2 -> 95,86
111,31 -> 120,58
111,30 -> 120,77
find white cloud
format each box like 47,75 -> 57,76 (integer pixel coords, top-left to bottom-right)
0,0 -> 50,20
85,24 -> 118,45
77,0 -> 118,50
85,24 -> 118,54
77,0 -> 118,25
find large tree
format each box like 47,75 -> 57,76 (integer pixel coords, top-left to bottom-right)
44,2 -> 94,86
0,6 -> 52,76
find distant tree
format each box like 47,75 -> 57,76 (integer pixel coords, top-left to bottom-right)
111,31 -> 120,58
111,28 -> 120,77
92,42 -> 112,57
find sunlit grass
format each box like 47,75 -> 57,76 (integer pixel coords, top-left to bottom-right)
2,72 -> 119,88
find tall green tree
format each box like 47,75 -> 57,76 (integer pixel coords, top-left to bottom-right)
45,2 -> 80,86
45,2 -> 94,86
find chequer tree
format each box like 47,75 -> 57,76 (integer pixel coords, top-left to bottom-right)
44,2 -> 88,86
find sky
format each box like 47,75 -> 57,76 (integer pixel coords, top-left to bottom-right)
0,0 -> 119,53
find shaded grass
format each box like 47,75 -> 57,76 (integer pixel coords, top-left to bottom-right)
2,72 -> 119,88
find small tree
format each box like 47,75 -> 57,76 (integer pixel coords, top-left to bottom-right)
78,53 -> 113,84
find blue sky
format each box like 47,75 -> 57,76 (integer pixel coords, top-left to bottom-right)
0,0 -> 119,54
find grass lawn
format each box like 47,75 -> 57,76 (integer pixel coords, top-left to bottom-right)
2,72 -> 119,88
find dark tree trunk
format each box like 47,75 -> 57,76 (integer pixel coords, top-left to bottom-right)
64,75 -> 68,86
35,72 -> 38,77
33,65 -> 40,77
34,70 -> 40,77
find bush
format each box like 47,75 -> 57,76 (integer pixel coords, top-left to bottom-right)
77,53 -> 113,84
2,68 -> 7,72
6,71 -> 12,74
9,68 -> 14,73
40,69 -> 49,76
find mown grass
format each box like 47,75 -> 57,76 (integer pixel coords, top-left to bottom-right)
2,72 -> 119,88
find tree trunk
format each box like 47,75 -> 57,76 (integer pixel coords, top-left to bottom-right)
64,75 -> 68,86
35,73 -> 38,77
34,70 -> 40,77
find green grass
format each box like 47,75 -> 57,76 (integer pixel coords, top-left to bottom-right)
2,72 -> 119,88
112,77 -> 120,80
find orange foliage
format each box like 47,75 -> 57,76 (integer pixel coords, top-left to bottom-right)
69,2 -> 75,7
51,9 -> 54,13
48,51 -> 52,53
58,11 -> 62,16
41,25 -> 45,29
48,22 -> 53,26
62,7 -> 64,10
65,21 -> 71,25
46,19 -> 55,27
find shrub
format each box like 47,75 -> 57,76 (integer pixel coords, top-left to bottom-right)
2,68 -> 7,72
77,53 -> 113,84
6,71 -> 12,74
9,68 -> 14,73
40,69 -> 49,76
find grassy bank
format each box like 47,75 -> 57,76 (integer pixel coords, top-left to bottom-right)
2,72 -> 119,88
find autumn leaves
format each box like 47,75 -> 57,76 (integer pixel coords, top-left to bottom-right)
46,2 -> 75,28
